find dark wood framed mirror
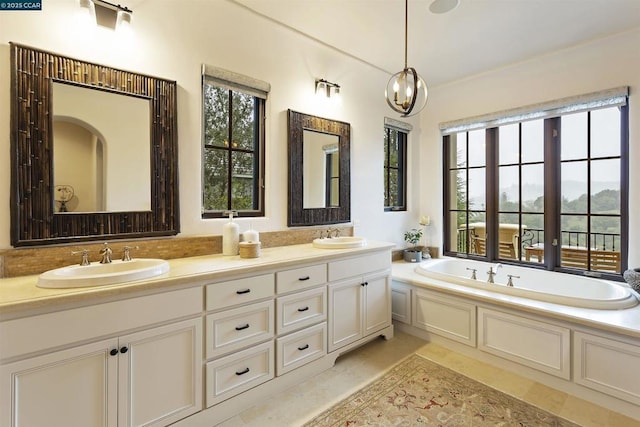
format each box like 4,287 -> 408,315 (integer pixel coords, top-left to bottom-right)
287,110 -> 350,226
10,43 -> 179,246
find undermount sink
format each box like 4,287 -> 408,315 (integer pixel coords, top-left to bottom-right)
37,258 -> 170,289
312,236 -> 367,249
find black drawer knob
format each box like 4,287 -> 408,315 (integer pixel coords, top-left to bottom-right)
110,348 -> 118,356
120,346 -> 128,354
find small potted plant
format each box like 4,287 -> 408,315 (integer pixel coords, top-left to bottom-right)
403,228 -> 423,263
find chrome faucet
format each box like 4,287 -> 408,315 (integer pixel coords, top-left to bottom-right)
466,267 -> 477,280
486,264 -> 502,283
506,274 -> 520,287
71,249 -> 90,266
99,243 -> 113,264
122,245 -> 139,261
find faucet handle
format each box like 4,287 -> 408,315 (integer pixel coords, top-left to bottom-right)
465,267 -> 477,280
71,249 -> 90,266
122,245 -> 139,261
506,274 -> 520,287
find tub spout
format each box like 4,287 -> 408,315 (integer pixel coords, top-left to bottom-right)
487,264 -> 502,283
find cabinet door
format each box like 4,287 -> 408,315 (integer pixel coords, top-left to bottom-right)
363,272 -> 391,335
0,338 -> 118,427
328,279 -> 363,352
118,318 -> 202,427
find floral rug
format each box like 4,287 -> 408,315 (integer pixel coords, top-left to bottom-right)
303,354 -> 580,426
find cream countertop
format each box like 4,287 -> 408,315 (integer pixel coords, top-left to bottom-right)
0,241 -> 394,318
392,260 -> 640,340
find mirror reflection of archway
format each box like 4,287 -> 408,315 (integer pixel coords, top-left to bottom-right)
53,117 -> 105,212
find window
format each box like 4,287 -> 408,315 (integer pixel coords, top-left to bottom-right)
384,119 -> 410,211
443,88 -> 628,279
202,66 -> 268,218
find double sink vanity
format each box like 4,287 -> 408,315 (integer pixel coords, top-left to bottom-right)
2,43 -> 383,427
0,240 -> 393,427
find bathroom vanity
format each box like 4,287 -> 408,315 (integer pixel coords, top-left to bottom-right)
0,242 -> 393,427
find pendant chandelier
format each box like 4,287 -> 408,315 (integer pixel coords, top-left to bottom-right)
385,0 -> 428,117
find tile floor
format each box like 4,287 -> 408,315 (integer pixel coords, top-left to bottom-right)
217,331 -> 640,427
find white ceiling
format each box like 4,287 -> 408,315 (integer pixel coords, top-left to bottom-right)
232,0 -> 640,87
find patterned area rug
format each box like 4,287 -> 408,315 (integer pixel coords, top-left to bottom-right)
304,354 -> 580,426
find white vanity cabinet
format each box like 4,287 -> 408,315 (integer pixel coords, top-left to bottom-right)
327,252 -> 392,353
0,287 -> 203,427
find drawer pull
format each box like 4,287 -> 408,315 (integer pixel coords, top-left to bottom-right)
235,367 -> 250,376
120,346 -> 128,354
236,289 -> 251,295
235,324 -> 250,331
110,348 -> 119,356
297,306 -> 310,312
298,276 -> 310,281
297,344 -> 309,351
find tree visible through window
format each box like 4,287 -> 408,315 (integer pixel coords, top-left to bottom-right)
202,79 -> 265,217
384,126 -> 407,211
444,103 -> 627,279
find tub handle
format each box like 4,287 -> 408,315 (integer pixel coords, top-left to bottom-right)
507,274 -> 520,287
465,268 -> 477,280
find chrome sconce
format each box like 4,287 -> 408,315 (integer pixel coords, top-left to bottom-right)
315,79 -> 341,98
79,0 -> 133,30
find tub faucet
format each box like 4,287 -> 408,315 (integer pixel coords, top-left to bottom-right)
506,274 -> 520,287
466,268 -> 477,280
487,264 -> 502,283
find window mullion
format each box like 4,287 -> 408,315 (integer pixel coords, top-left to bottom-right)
544,118 -> 561,270
485,127 -> 499,261
227,90 -> 233,211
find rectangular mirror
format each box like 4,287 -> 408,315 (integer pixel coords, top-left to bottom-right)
10,43 -> 179,246
288,110 -> 350,226
52,81 -> 151,213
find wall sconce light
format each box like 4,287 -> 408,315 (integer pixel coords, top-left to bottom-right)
79,0 -> 133,30
315,79 -> 341,98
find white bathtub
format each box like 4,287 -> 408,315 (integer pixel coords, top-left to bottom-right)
415,258 -> 638,310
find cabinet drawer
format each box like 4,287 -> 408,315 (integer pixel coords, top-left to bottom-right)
205,301 -> 274,359
328,251 -> 391,282
276,264 -> 326,294
0,287 -> 202,362
206,341 -> 274,407
206,274 -> 274,311
276,323 -> 327,376
276,287 -> 327,335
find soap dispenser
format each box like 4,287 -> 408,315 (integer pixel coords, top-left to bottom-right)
222,211 -> 239,255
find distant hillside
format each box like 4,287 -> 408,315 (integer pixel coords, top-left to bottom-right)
499,180 -> 619,202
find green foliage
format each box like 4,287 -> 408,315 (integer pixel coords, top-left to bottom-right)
404,228 -> 423,249
202,84 -> 258,212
